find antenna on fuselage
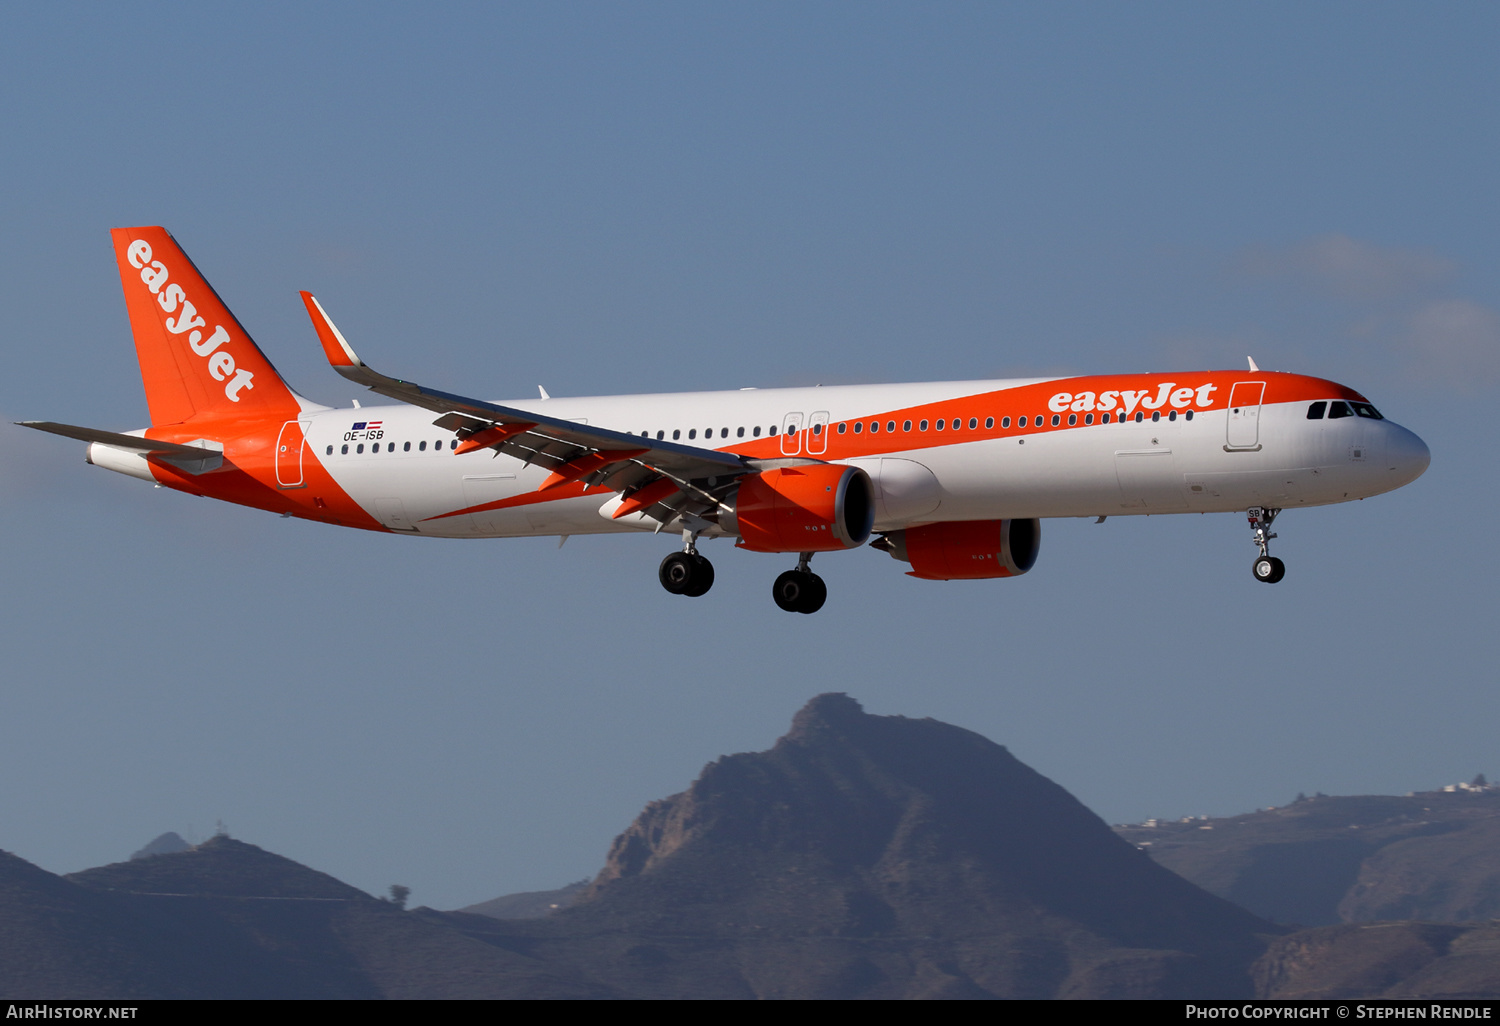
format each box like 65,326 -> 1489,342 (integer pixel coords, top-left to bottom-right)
538,385 -> 551,400
1247,357 -> 1260,372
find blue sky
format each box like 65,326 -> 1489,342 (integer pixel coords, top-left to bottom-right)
1,3 -> 1496,909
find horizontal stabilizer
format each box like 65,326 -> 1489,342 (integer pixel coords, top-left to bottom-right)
17,421 -> 223,460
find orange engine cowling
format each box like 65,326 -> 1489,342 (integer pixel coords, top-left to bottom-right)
874,519 -> 1041,580
726,464 -> 875,553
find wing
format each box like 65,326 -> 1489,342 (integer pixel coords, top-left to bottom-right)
299,292 -> 755,525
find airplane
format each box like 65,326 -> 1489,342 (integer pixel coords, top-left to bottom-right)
21,227 -> 1431,613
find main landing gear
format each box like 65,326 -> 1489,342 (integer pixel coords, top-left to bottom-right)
1247,506 -> 1286,584
773,552 -> 826,615
657,536 -> 827,614
659,527 -> 714,597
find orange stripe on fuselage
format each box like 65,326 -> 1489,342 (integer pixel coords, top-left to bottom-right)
716,371 -> 1363,462
423,481 -> 610,522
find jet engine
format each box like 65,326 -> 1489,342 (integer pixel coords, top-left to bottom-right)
723,464 -> 875,553
873,518 -> 1040,580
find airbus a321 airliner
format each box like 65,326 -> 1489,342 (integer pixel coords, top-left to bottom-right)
22,227 -> 1430,613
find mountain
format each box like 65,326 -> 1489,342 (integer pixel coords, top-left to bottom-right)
1,837 -> 598,998
459,880 -> 589,920
21,693 -> 1496,999
68,834 -> 368,899
129,832 -> 190,860
433,693 -> 1279,998
1115,789 -> 1500,926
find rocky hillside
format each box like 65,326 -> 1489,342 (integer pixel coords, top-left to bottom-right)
1115,789 -> 1500,926
1256,922 -> 1500,999
7,694 -> 1495,999
450,693 -> 1279,998
0,837 -> 598,998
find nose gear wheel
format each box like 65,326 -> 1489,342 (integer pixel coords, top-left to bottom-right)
1252,554 -> 1285,583
1247,507 -> 1285,584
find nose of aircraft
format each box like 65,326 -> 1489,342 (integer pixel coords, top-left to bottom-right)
1384,421 -> 1431,489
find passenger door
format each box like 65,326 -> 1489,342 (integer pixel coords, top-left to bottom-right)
1225,381 -> 1265,451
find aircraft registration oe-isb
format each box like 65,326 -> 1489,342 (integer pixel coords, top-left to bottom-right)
23,227 -> 1431,613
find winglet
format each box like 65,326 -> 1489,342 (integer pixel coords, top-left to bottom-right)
300,291 -> 363,371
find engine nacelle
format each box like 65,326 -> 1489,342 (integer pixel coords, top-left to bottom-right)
874,518 -> 1041,580
724,464 -> 875,553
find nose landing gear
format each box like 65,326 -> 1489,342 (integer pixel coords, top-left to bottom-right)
659,527 -> 714,597
1248,507 -> 1285,584
772,552 -> 826,614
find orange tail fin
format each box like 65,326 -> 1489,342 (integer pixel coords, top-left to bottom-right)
110,227 -> 301,426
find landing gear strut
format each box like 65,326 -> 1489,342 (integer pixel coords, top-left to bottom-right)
773,552 -> 826,614
659,527 -> 714,597
1247,506 -> 1285,584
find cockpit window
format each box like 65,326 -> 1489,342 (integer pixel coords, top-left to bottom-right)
1307,401 -> 1327,420
1350,402 -> 1383,420
1328,401 -> 1353,419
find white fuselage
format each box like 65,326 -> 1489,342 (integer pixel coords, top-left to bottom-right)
296,377 -> 1429,539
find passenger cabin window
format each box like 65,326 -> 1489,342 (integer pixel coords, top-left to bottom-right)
1307,401 -> 1327,420
1328,401 -> 1353,419
326,445 -> 334,455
